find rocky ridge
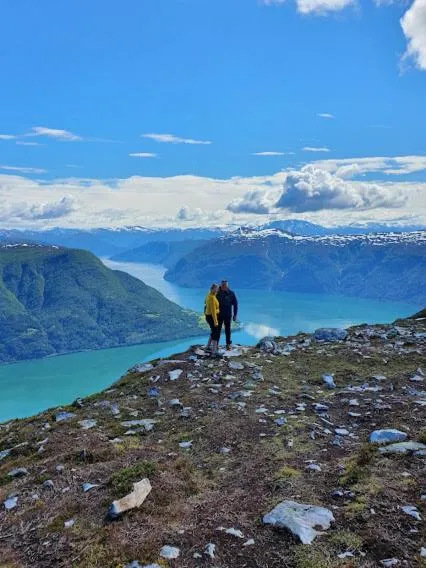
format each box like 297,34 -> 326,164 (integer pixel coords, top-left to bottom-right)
0,311 -> 425,567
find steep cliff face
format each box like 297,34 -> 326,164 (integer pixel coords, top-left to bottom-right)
0,313 -> 425,567
165,230 -> 426,304
0,245 -> 204,363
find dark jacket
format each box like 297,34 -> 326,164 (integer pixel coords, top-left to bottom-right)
216,288 -> 238,319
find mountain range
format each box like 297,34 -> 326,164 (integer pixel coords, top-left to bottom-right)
165,229 -> 426,305
0,245 -> 204,363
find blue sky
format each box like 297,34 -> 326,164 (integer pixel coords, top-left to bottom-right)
0,0 -> 425,228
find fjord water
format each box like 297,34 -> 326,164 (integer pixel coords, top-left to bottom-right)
0,260 -> 419,422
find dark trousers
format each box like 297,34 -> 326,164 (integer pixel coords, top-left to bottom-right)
205,315 -> 220,341
218,315 -> 232,346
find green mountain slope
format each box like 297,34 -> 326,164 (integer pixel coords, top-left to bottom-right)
0,245 -> 204,363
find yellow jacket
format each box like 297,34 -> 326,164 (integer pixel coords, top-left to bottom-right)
205,292 -> 219,326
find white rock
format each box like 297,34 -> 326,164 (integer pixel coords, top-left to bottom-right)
160,545 -> 180,559
169,369 -> 183,381
243,538 -> 255,546
179,441 -> 193,449
4,496 -> 18,510
335,428 -> 350,436
225,527 -> 244,538
401,505 -> 422,521
64,519 -> 75,528
82,483 -> 99,492
306,463 -> 321,472
120,419 -> 156,432
79,419 -> 97,430
378,441 -> 426,455
229,361 -> 244,370
108,478 -> 152,518
380,560 -> 399,567
420,547 -> 426,558
204,543 -> 216,559
369,429 -> 407,445
349,399 -> 360,406
263,500 -> 335,544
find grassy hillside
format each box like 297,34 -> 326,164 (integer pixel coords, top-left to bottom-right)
0,245 -> 204,363
0,312 -> 425,567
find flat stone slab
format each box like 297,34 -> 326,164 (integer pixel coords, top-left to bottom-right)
378,441 -> 426,455
263,500 -> 335,544
369,429 -> 407,445
108,478 -> 152,519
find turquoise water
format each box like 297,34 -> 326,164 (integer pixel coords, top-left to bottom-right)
0,260 -> 419,423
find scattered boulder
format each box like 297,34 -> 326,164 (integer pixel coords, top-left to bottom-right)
160,545 -> 180,559
204,543 -> 216,559
3,495 -> 18,510
401,505 -> 421,521
257,337 -> 278,353
263,500 -> 335,544
378,441 -> 426,455
322,374 -> 336,389
168,369 -> 183,381
82,483 -> 100,492
108,478 -> 152,519
8,467 -> 28,478
55,411 -> 74,422
120,419 -> 156,432
229,361 -> 244,370
369,429 -> 408,445
78,419 -> 97,430
314,328 -> 347,342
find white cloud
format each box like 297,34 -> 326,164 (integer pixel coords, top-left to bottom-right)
296,0 -> 353,13
253,151 -> 295,156
275,165 -> 407,211
261,0 -> 286,4
16,141 -> 43,147
318,113 -> 334,119
0,165 -> 47,174
303,146 -> 330,152
227,188 -> 281,214
129,152 -> 157,158
313,155 -> 426,176
141,133 -> 212,145
30,126 -> 82,141
0,134 -> 16,140
400,0 -> 426,70
0,196 -> 76,222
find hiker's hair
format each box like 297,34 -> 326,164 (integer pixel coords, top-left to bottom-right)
210,283 -> 218,293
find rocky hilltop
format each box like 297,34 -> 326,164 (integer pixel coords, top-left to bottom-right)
165,229 -> 426,305
0,312 -> 425,567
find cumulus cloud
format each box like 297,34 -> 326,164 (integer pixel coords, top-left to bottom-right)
227,188 -> 282,214
318,113 -> 334,119
129,152 -> 157,158
275,165 -> 407,212
0,134 -> 16,140
303,146 -> 330,152
29,126 -> 82,141
401,0 -> 426,70
0,165 -> 47,174
253,151 -> 295,156
0,196 -> 76,222
141,133 -> 212,145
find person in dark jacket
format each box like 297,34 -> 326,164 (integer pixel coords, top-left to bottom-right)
217,280 -> 238,350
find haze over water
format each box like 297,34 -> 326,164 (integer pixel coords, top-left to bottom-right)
0,261 -> 419,422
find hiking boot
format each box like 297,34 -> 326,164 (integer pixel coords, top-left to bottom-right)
226,344 -> 232,351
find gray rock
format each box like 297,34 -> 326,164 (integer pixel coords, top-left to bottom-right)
4,495 -> 18,510
378,441 -> 426,455
8,467 -> 28,478
314,328 -> 347,342
313,403 -> 329,412
64,519 -> 75,528
108,478 -> 152,519
263,500 -> 335,544
82,483 -> 100,492
42,480 -> 54,490
160,545 -> 180,559
0,449 -> 11,461
322,374 -> 336,389
55,411 -> 74,422
257,337 -> 278,353
306,463 -> 321,472
380,560 -> 399,567
401,505 -> 421,521
79,419 -> 97,430
369,429 -> 407,445
204,543 -> 216,559
179,440 -> 193,449
133,363 -> 154,373
335,428 -> 350,436
120,419 -> 156,432
168,369 -> 183,381
229,361 -> 244,370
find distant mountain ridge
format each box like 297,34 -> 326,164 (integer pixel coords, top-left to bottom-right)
110,239 -> 209,268
165,229 -> 426,305
0,245 -> 204,363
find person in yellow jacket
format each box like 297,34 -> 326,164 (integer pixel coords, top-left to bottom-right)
204,283 -> 220,355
